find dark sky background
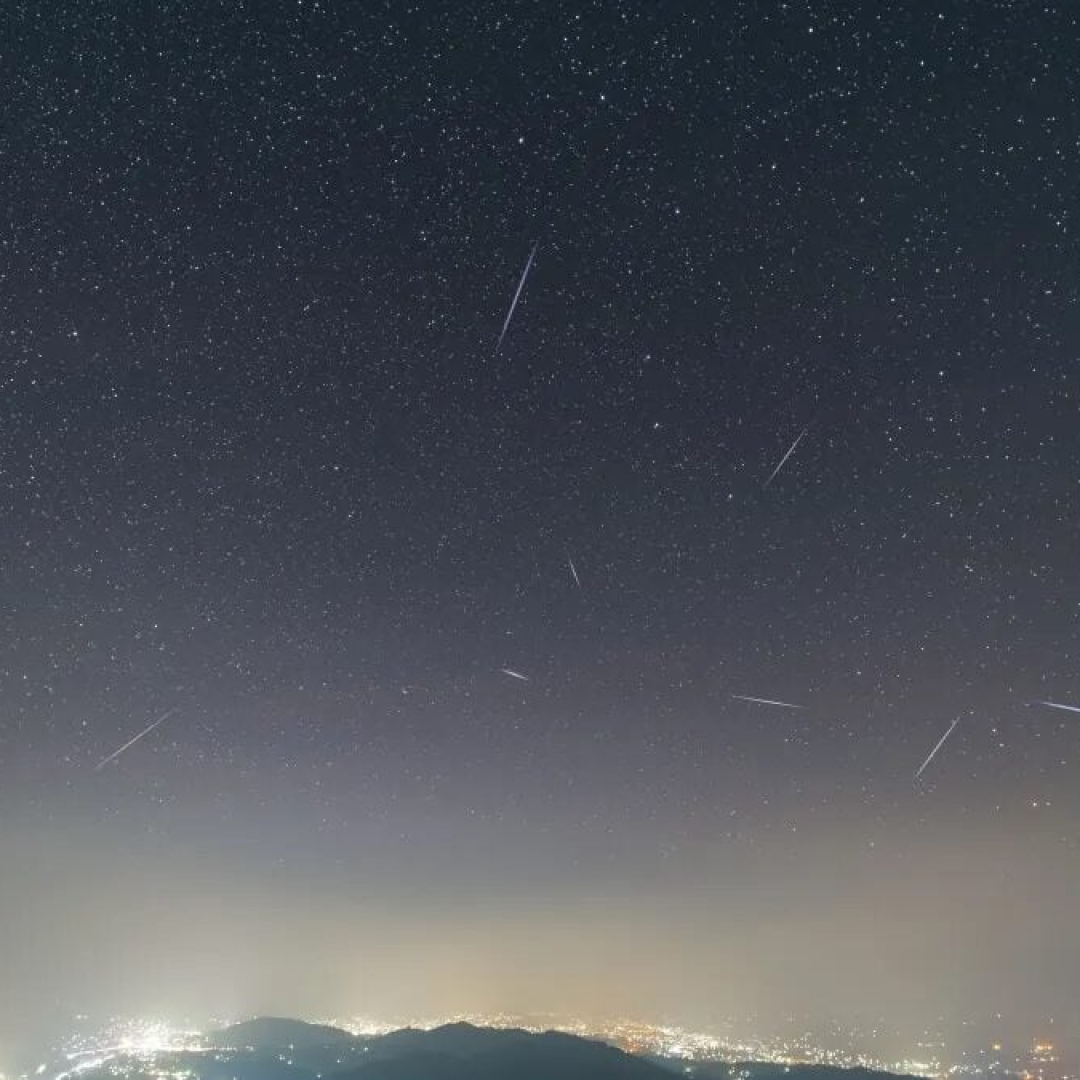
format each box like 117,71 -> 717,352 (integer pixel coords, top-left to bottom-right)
2,0 -> 1079,1069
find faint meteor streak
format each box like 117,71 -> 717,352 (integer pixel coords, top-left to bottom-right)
1034,700 -> 1080,714
567,551 -> 582,589
914,716 -> 960,781
500,668 -> 530,682
763,427 -> 808,487
93,707 -> 179,770
495,241 -> 538,351
731,694 -> 805,709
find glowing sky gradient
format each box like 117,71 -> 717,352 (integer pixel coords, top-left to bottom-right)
2,1 -> 1079,1069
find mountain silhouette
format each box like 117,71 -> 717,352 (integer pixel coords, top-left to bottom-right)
343,1022 -> 672,1080
69,1018 -> 934,1080
204,1019 -> 672,1080
207,1017 -> 356,1050
364,1021 -> 535,1058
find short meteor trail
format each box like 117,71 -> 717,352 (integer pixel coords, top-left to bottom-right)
731,694 -> 805,709
1034,700 -> 1080,714
914,716 -> 961,781
500,668 -> 530,682
763,427 -> 808,487
495,241 -> 538,351
93,707 -> 179,770
567,551 -> 582,589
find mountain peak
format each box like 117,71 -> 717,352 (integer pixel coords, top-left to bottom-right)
208,1016 -> 355,1049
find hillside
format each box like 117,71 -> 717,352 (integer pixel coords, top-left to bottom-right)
207,1016 -> 357,1050
52,1019 -> 937,1080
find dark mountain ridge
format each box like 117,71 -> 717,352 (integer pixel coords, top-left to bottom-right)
207,1018 -> 670,1079
193,1018 -> 929,1080
341,1023 -> 672,1080
208,1016 -> 356,1050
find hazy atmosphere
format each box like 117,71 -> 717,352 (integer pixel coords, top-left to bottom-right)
2,0 -> 1079,1072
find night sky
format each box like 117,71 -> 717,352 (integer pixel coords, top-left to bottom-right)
2,0 -> 1079,1067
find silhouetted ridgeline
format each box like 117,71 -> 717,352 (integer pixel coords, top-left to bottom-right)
71,1018 -> 935,1080
209,1019 -> 668,1080
207,1017 -> 357,1050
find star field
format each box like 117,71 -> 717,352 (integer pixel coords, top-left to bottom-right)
1,0 -> 1079,1066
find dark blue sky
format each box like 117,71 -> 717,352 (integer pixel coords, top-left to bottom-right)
1,0 -> 1078,1067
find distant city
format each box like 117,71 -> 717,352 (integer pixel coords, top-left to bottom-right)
13,1012 -> 1074,1080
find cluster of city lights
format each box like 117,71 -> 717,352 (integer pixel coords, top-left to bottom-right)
21,1013 -> 1072,1080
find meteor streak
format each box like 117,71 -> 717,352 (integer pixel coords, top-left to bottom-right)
495,241 -> 538,351
1034,700 -> 1080,714
500,668 -> 530,682
731,694 -> 805,709
567,551 -> 582,589
93,707 -> 179,770
914,716 -> 960,781
764,427 -> 808,487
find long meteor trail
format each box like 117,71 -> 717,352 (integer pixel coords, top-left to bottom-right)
495,241 -> 538,351
94,707 -> 179,770
764,427 -> 808,487
731,694 -> 805,709
1034,700 -> 1080,714
914,716 -> 960,781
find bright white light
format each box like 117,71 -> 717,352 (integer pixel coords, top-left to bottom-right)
121,1021 -> 174,1055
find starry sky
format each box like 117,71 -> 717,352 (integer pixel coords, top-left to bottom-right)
2,0 -> 1079,1068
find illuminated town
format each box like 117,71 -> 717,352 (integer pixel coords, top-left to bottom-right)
10,1013 -> 1073,1080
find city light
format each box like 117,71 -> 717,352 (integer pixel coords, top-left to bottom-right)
20,1013 -> 1076,1080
